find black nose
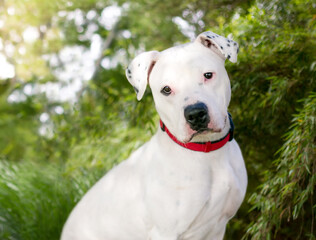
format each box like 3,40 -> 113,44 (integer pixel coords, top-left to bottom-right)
184,102 -> 210,131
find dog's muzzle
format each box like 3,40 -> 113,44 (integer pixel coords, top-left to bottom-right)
184,102 -> 210,131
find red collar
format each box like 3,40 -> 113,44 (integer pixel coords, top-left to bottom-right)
159,114 -> 234,153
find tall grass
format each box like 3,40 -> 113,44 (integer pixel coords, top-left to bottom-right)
0,160 -> 101,240
0,122 -> 155,240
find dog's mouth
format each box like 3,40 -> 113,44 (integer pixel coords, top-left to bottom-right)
185,116 -> 228,143
186,128 -> 222,143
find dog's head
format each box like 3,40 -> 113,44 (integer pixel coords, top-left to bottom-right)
126,31 -> 239,143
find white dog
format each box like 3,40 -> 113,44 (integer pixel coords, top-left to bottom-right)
61,31 -> 247,240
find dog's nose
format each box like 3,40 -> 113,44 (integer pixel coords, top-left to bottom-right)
184,102 -> 210,131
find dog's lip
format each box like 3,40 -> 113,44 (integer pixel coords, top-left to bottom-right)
183,116 -> 228,143
186,128 -> 222,143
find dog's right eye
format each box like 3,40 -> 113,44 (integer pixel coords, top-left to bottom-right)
204,72 -> 213,80
161,86 -> 172,96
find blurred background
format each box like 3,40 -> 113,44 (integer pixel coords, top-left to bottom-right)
0,0 -> 315,239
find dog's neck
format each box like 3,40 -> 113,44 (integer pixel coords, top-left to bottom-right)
159,114 -> 234,153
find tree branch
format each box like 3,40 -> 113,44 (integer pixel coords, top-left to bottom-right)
76,20 -> 120,99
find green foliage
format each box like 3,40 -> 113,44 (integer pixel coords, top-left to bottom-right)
220,0 -> 316,238
245,93 -> 316,239
0,93 -> 44,161
0,160 -> 95,240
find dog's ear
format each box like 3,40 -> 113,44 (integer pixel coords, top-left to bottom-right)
126,51 -> 160,101
195,31 -> 239,63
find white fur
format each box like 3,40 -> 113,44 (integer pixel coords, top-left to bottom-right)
61,31 -> 247,240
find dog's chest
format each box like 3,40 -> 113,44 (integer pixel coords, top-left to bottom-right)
144,151 -> 242,237
179,166 -> 243,239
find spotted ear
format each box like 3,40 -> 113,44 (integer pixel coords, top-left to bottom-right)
126,51 -> 160,101
195,31 -> 239,63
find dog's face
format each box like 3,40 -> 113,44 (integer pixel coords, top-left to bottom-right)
126,31 -> 239,143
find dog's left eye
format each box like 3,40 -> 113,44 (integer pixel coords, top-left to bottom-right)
161,86 -> 172,96
204,72 -> 213,80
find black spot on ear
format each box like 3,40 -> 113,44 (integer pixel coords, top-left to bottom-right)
227,55 -> 231,59
133,86 -> 139,94
127,68 -> 131,74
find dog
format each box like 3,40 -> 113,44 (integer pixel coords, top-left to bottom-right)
61,31 -> 247,240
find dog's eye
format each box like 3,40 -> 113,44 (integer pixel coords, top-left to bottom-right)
204,72 -> 213,80
161,86 -> 172,96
